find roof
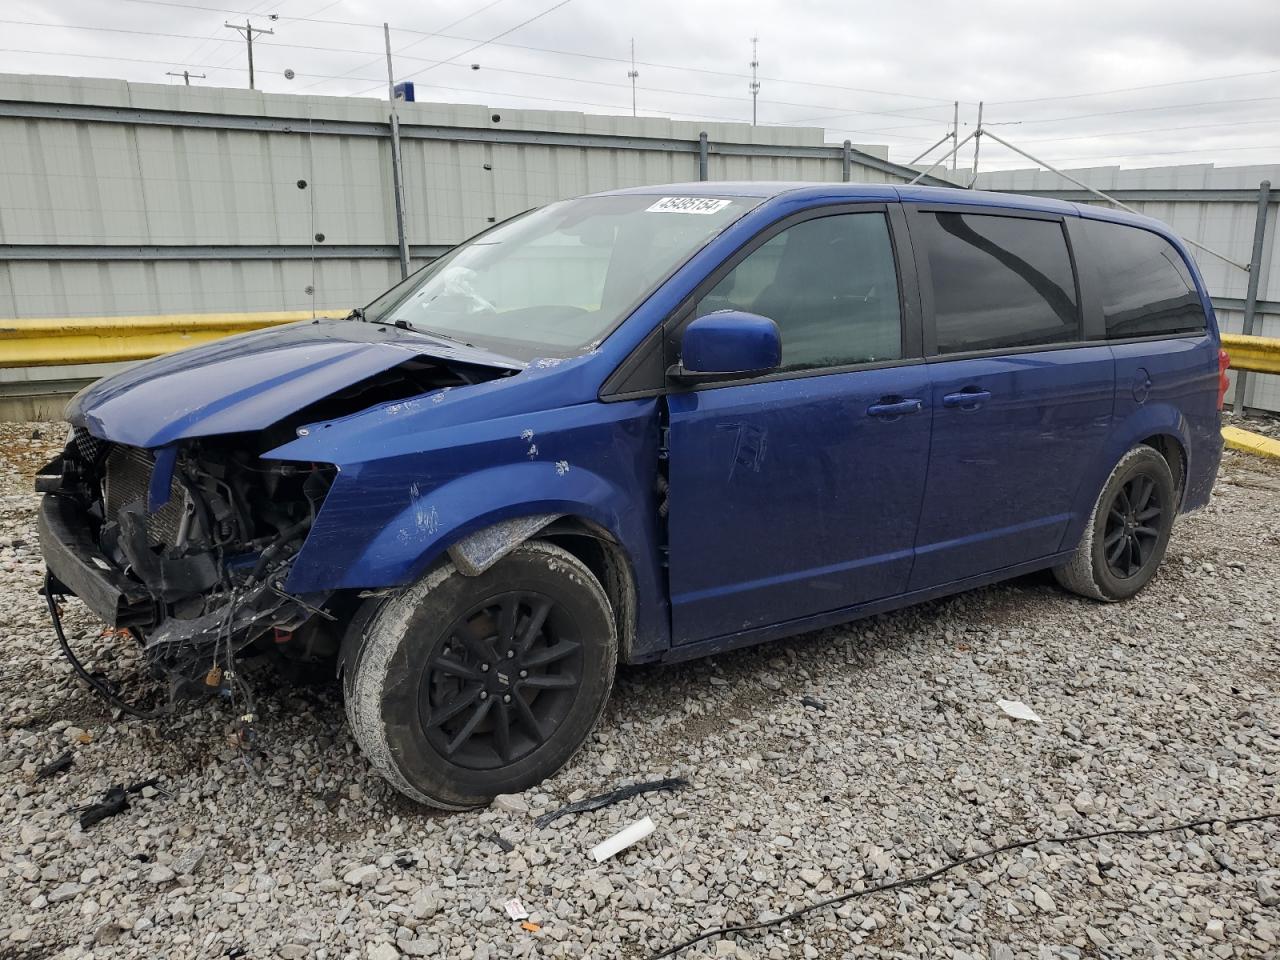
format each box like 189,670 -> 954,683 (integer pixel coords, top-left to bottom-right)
594,180 -> 1174,234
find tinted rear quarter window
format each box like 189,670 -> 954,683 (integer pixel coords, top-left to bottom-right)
1080,219 -> 1207,339
919,211 -> 1079,354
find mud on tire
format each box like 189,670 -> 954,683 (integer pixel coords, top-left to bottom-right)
345,540 -> 617,809
1053,444 -> 1177,603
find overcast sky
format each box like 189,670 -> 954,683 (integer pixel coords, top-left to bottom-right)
6,0 -> 1280,172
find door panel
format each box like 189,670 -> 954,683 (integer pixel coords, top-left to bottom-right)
667,366 -> 931,644
908,346 -> 1114,589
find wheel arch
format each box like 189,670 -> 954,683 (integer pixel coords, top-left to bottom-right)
1139,432 -> 1188,505
1060,403 -> 1193,553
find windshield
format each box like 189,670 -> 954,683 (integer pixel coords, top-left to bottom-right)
365,193 -> 760,360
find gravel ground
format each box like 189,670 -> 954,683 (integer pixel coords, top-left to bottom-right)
1,418 -> 1278,960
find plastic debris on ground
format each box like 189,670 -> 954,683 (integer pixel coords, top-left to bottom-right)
35,751 -> 74,780
504,898 -> 529,921
800,695 -> 827,711
486,833 -> 514,853
74,778 -> 160,829
590,815 -> 656,862
533,777 -> 687,828
997,698 -> 1043,723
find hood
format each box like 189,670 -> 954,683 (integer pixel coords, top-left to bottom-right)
68,318 -> 523,449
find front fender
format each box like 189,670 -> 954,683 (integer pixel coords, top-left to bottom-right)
285,461 -> 631,592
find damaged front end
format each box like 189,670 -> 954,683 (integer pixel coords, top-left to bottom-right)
38,426 -> 337,697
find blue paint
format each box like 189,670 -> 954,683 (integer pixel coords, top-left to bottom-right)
679,311 -> 781,376
67,182 -> 1223,664
147,445 -> 178,512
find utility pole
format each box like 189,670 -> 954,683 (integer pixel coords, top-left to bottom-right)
749,36 -> 760,125
951,101 -> 959,171
969,101 -> 984,188
627,38 -> 638,117
224,20 -> 273,90
385,22 -> 410,279
165,70 -> 206,86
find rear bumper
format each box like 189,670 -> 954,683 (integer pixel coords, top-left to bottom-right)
38,494 -> 154,627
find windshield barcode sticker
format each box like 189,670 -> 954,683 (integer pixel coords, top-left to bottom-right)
646,196 -> 732,215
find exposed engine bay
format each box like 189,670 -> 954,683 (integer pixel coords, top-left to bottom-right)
41,426 -> 338,697
37,353 -> 507,704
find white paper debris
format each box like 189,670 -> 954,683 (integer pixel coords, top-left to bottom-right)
504,898 -> 529,921
590,816 -> 656,862
997,699 -> 1043,723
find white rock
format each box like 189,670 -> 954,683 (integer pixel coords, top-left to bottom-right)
491,793 -> 529,814
344,864 -> 380,887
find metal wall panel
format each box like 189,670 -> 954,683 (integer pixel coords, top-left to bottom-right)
3,72 -> 1279,411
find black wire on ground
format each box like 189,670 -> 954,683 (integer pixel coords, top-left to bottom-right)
44,571 -> 169,721
650,810 -> 1280,959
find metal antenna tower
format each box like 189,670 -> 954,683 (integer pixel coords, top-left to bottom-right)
749,36 -> 760,125
224,20 -> 274,90
627,38 -> 638,117
165,70 -> 206,86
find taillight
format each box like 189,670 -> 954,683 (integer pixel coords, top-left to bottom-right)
1217,348 -> 1231,410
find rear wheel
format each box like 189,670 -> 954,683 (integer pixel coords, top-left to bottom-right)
345,541 -> 616,808
1053,445 -> 1177,602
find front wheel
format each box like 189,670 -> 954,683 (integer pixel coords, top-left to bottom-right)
1053,445 -> 1177,602
346,541 -> 617,808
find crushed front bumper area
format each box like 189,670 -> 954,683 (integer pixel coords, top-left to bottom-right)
36,429 -> 339,698
39,493 -> 154,628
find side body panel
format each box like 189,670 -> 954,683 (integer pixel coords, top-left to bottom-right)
909,347 -> 1115,589
665,364 -> 932,644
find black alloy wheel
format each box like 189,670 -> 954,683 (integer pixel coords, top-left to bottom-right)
1053,444 -> 1177,602
345,540 -> 617,809
1102,474 -> 1164,579
419,591 -> 584,770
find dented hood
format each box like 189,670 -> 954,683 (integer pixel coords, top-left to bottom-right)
67,318 -> 522,449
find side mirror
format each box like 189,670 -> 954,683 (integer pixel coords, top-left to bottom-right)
670,311 -> 782,384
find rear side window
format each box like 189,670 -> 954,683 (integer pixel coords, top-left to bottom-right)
919,212 -> 1079,354
695,212 -> 902,371
1080,219 -> 1207,339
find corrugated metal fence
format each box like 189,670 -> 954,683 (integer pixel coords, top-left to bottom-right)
1,73 -> 1277,416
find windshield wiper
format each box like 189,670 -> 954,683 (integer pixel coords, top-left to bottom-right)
406,326 -> 476,349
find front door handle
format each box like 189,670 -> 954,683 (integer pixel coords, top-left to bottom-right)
942,388 -> 992,409
867,397 -> 923,418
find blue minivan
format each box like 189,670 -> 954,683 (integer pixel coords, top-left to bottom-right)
38,183 -> 1227,807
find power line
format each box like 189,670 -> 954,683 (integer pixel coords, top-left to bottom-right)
99,0 -> 966,107
986,65 -> 1280,106
990,95 -> 1280,127
982,141 -> 1280,168
293,0 -> 514,92
3,12 -> 962,117
1012,117 -> 1280,147
351,0 -> 577,96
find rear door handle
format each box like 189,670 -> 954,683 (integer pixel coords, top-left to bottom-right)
866,397 -> 923,418
942,388 -> 992,409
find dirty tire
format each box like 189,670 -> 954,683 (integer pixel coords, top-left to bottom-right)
346,541 -> 617,809
1053,445 -> 1176,602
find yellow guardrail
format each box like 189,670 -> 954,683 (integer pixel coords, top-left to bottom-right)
1222,426 -> 1280,459
0,311 -> 330,367
1221,333 -> 1280,375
